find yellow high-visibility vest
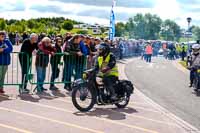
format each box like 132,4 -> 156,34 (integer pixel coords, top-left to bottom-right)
98,53 -> 119,77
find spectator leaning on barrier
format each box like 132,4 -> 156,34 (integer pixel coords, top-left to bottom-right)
62,34 -> 72,91
49,36 -> 63,91
93,38 -> 101,64
79,35 -> 89,56
19,33 -> 38,93
94,38 -> 101,50
78,35 -> 88,70
62,35 -> 84,91
90,37 -> 98,67
0,31 -> 13,94
64,32 -> 72,43
35,37 -> 56,93
85,37 -> 93,69
90,37 -> 97,53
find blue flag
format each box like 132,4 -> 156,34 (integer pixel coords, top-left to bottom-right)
109,0 -> 116,40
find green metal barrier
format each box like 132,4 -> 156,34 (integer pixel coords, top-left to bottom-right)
0,52 -> 30,93
0,52 -> 87,93
27,52 -> 87,92
3,52 -> 28,85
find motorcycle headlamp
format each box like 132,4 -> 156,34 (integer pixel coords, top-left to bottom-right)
197,69 -> 200,73
82,73 -> 88,80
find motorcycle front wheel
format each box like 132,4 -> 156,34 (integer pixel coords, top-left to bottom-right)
72,86 -> 96,112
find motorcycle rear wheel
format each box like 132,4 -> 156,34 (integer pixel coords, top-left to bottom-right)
115,93 -> 130,108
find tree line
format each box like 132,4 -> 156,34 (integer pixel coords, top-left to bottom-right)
0,17 -> 77,35
116,13 -> 200,41
0,14 -> 199,41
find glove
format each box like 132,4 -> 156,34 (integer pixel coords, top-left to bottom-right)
51,52 -> 55,56
101,67 -> 110,73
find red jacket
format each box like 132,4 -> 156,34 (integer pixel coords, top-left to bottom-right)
35,42 -> 56,67
146,45 -> 153,55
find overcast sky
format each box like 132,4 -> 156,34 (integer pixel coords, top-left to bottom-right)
0,0 -> 199,28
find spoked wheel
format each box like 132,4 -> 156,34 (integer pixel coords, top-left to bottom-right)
115,92 -> 130,108
72,86 -> 96,112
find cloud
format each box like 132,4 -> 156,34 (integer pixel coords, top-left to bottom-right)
49,0 -> 155,8
30,5 -> 135,21
30,5 -> 68,14
77,9 -> 132,21
0,2 -> 25,12
0,0 -> 199,28
176,0 -> 200,5
11,2 -> 26,11
77,9 -> 109,19
184,7 -> 200,12
176,0 -> 200,14
0,1 -> 26,12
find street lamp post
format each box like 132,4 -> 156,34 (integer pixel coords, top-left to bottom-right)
187,17 -> 192,55
165,26 -> 169,41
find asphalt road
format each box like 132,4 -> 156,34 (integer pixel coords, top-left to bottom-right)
0,48 -> 190,133
126,57 -> 200,130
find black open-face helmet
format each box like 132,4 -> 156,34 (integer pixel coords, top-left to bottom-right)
98,43 -> 110,57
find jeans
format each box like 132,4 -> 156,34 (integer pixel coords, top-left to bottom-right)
181,52 -> 186,61
50,64 -> 59,86
0,65 -> 8,88
36,66 -> 46,89
63,56 -> 84,87
19,54 -> 31,89
190,70 -> 196,85
146,54 -> 152,62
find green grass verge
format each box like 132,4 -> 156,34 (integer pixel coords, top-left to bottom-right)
60,28 -> 107,38
179,60 -> 187,68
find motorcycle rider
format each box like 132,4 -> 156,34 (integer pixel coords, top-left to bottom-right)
95,43 -> 119,100
188,43 -> 200,88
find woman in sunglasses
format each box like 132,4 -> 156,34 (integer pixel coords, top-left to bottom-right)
49,36 -> 63,91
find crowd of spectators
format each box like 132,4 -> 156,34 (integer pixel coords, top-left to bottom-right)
0,30 -> 193,94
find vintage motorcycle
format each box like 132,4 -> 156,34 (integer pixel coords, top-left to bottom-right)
71,68 -> 134,112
